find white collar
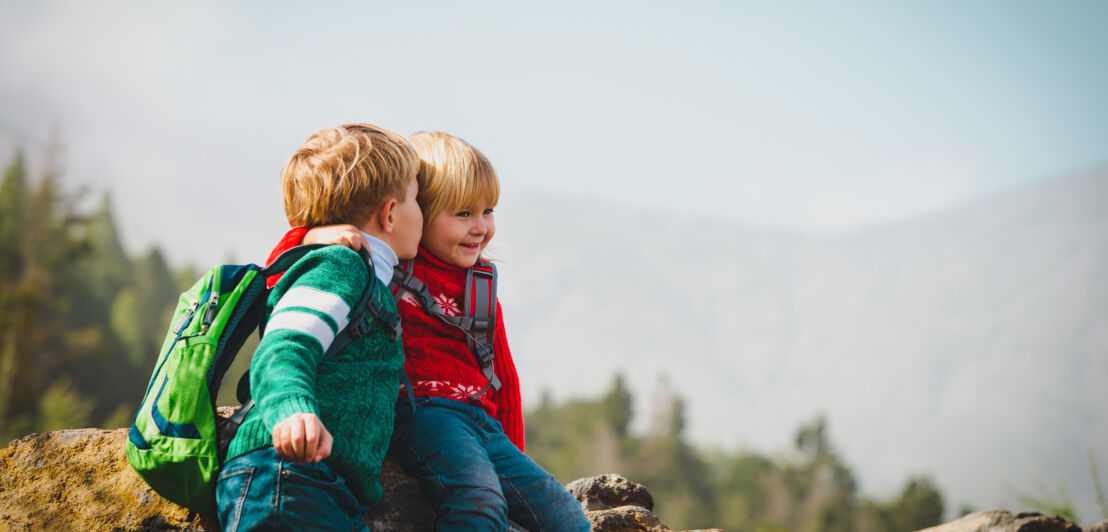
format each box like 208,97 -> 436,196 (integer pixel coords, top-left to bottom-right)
360,232 -> 398,286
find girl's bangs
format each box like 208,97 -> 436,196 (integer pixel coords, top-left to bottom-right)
447,172 -> 500,211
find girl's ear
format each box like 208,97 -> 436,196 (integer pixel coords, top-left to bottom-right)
376,197 -> 399,233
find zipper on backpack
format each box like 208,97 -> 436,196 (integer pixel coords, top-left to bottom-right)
172,300 -> 200,335
198,269 -> 221,335
200,292 -> 219,334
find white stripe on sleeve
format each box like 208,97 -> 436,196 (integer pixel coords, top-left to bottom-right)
264,310 -> 337,351
273,286 -> 351,331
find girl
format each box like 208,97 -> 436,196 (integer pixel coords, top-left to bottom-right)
265,131 -> 589,531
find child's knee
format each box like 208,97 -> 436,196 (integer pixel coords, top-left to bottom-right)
436,484 -> 510,531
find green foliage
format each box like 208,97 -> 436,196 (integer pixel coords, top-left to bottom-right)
1013,477 -> 1079,524
1089,448 -> 1108,520
110,248 -> 177,366
37,376 -> 94,432
600,373 -> 633,437
526,377 -> 947,532
0,150 -> 185,443
863,476 -> 944,532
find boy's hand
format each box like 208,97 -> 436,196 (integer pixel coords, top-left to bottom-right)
304,224 -> 367,251
272,413 -> 333,463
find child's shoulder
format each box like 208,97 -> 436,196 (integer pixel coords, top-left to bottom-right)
276,245 -> 371,300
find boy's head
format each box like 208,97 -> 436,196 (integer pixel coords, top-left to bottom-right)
408,131 -> 499,267
283,123 -> 422,258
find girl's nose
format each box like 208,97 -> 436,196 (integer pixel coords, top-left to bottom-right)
471,218 -> 487,235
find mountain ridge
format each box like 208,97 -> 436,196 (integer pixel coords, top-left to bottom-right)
492,168 -> 1108,519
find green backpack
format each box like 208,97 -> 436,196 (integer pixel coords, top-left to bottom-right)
125,244 -> 400,514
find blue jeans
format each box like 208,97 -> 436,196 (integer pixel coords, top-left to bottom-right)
389,397 -> 590,532
216,446 -> 369,532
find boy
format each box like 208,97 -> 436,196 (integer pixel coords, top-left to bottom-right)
216,123 -> 423,531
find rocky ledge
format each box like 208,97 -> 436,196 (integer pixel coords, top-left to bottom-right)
3,427 -> 1106,532
0,428 -> 678,531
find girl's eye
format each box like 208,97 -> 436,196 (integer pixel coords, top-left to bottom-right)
483,209 -> 494,215
455,211 -> 471,217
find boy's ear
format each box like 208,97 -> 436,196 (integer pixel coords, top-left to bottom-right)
376,197 -> 399,233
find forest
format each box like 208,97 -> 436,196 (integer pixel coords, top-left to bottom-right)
0,151 -> 950,531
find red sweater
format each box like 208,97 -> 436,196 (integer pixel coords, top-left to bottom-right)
265,228 -> 525,451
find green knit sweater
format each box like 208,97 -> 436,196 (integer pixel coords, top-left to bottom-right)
226,245 -> 403,506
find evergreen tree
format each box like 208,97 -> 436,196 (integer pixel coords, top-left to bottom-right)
0,151 -> 97,440
0,153 -> 29,435
600,373 -> 633,437
0,150 -> 179,440
524,379 -> 947,532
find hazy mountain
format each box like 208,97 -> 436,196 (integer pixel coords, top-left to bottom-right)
491,168 -> 1108,520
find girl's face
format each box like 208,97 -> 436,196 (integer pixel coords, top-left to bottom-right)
421,197 -> 496,268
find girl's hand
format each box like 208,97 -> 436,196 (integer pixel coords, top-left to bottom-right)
272,412 -> 333,463
304,224 -> 366,251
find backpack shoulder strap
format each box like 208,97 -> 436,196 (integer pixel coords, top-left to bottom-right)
389,258 -> 501,398
464,260 -> 499,397
231,246 -> 401,427
325,246 -> 402,354
389,259 -> 443,316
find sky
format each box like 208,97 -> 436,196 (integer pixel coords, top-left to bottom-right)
2,0 -> 1108,521
2,1 -> 1106,267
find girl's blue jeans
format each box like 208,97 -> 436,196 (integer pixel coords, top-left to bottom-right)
215,446 -> 369,532
390,396 -> 590,532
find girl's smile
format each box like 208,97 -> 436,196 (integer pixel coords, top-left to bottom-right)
422,198 -> 496,268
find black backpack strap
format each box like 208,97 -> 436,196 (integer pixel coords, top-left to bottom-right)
227,243 -> 335,433
389,259 -> 501,399
323,246 -> 402,355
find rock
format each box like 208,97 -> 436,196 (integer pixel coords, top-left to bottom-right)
917,509 -> 1083,532
567,473 -> 655,511
0,428 -> 446,531
362,459 -> 438,532
0,428 -> 210,531
587,505 -> 671,532
1085,520 -> 1108,532
1,427 -> 682,531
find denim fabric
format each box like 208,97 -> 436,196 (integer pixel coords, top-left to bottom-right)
390,396 -> 590,532
216,446 -> 370,532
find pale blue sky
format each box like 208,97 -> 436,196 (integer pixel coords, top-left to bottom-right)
1,1 -> 1106,264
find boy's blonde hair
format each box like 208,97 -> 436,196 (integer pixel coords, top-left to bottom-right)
282,123 -> 419,227
408,131 -> 500,222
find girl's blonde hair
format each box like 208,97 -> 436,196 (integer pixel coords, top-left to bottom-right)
282,123 -> 418,227
408,131 -> 499,221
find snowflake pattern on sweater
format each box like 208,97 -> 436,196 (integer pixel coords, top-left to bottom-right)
397,291 -> 460,317
435,294 -> 460,316
400,379 -> 485,401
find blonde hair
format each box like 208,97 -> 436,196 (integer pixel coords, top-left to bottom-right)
282,123 -> 418,227
408,131 -> 500,222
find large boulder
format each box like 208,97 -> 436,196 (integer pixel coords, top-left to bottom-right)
917,510 -> 1085,532
0,428 -> 209,531
585,505 -> 670,532
0,427 -> 677,531
1085,521 -> 1108,532
568,473 -> 654,511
